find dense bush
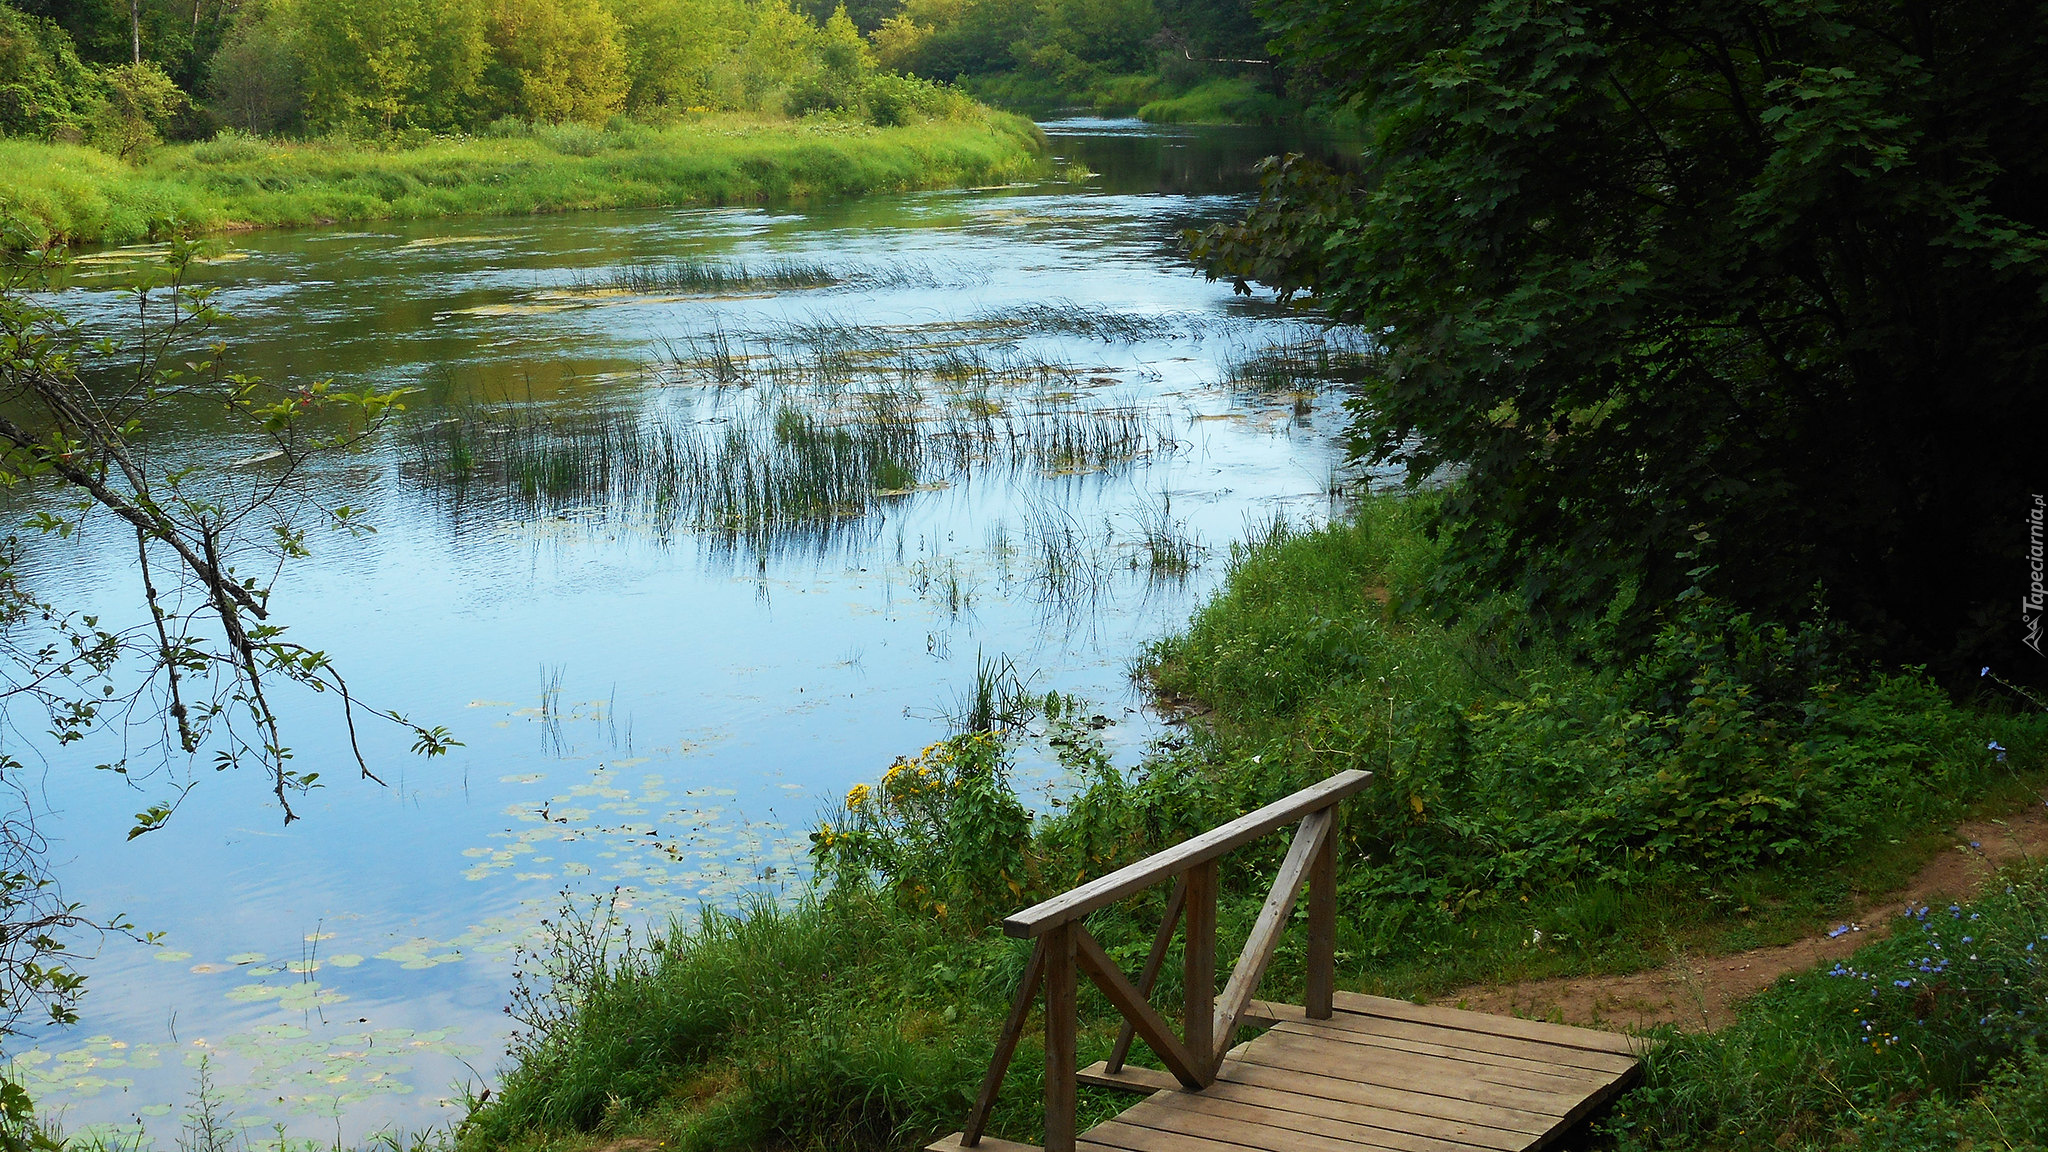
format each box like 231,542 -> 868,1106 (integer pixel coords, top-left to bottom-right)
1150,500 -> 2044,908
0,6 -> 98,140
1195,0 -> 2048,675
466,499 -> 2048,1151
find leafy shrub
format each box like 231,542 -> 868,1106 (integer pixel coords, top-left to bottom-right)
185,128 -> 269,165
812,733 -> 1031,929
86,62 -> 189,162
0,7 -> 98,141
1150,498 -> 2045,905
534,120 -> 608,155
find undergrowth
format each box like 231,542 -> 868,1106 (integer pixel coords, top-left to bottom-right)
459,491 -> 2048,1152
1609,863 -> 2048,1151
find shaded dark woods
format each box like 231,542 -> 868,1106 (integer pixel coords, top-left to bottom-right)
1197,0 -> 2048,677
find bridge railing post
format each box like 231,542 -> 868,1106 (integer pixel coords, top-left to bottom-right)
930,769 -> 1371,1152
1305,807 -> 1339,1019
1182,858 -> 1217,1079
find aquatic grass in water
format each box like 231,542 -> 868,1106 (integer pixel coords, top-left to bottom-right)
582,257 -> 979,297
407,340 -> 1178,549
1222,330 -> 1381,395
1131,497 -> 1202,578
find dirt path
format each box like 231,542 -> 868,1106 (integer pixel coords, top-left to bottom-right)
1436,795 -> 2048,1032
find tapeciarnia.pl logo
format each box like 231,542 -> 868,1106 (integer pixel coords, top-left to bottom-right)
2028,493 -> 2045,656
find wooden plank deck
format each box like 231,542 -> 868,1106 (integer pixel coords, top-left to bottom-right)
929,992 -> 1646,1152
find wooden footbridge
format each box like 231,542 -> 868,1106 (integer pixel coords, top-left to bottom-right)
929,770 -> 1647,1152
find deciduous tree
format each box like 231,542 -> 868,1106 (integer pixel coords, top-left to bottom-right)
1195,0 -> 2048,672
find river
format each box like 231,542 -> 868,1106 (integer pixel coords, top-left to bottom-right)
4,118 -> 1372,1145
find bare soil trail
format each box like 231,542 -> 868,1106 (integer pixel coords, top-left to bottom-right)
1436,795 -> 2048,1033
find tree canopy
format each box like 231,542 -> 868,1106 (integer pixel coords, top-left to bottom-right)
1196,0 -> 2048,674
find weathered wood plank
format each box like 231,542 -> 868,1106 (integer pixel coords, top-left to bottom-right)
1522,1064 -> 1640,1152
1211,809 -> 1330,1067
1084,1118 -> 1273,1152
1190,1079 -> 1531,1152
1004,772 -> 1373,938
1045,923 -> 1079,1152
1264,1019 -> 1620,1085
1239,1031 -> 1590,1118
1078,1060 -> 1178,1095
1215,1058 -> 1554,1138
1116,1097 -> 1396,1152
1265,1022 -> 1617,1092
1123,1091 -> 1500,1152
1247,1001 -> 1638,1075
1183,859 -> 1217,1084
1304,823 -> 1338,1021
1074,926 -> 1205,1089
1332,993 -> 1645,1057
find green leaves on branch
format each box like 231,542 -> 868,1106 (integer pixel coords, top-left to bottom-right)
0,227 -> 457,829
1196,0 -> 2048,672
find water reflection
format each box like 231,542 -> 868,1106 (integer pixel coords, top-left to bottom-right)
7,119 -> 1379,1144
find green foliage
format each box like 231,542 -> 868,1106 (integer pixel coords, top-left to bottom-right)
0,6 -> 100,140
85,60 -> 187,160
205,1 -> 303,135
1607,864 -> 2048,1152
1150,500 -> 2046,907
813,733 -> 1033,929
293,0 -> 490,132
482,0 -> 630,125
461,890 -> 1004,1150
0,111 -> 1046,247
1194,0 -> 2048,673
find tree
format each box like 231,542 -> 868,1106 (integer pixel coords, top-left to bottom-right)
0,5 -> 100,140
0,228 -> 457,821
294,0 -> 488,132
1195,0 -> 2048,673
483,0 -> 630,124
602,0 -> 749,113
84,58 -> 184,158
206,0 -> 302,134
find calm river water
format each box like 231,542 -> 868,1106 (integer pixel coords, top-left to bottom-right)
7,118 -> 1370,1144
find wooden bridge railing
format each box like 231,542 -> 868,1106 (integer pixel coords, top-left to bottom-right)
952,769 -> 1374,1152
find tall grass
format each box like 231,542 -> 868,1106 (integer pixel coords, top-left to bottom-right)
460,502 -> 2048,1152
404,332 -> 1178,549
586,257 -> 976,296
1609,863 -> 2048,1152
1220,330 -> 1380,395
0,112 -> 1048,248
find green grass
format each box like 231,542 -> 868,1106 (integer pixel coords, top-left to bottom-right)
456,493 -> 2048,1152
1609,862 -> 2048,1151
0,111 -> 1049,248
1136,78 -> 1298,125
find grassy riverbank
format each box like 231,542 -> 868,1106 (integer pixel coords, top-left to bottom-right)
0,111 -> 1048,248
457,493 -> 2048,1152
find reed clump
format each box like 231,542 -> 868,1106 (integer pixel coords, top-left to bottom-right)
404,331 -> 1178,549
